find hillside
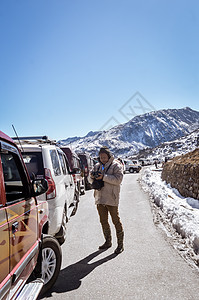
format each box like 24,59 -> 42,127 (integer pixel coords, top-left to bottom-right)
137,128 -> 199,161
59,107 -> 199,157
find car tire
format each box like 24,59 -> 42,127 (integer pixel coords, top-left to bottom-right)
40,235 -> 62,295
75,189 -> 80,202
71,192 -> 79,216
80,180 -> 86,195
129,168 -> 134,173
80,185 -> 85,195
80,189 -> 85,195
56,209 -> 67,245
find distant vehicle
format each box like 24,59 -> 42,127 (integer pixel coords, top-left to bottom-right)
13,136 -> 78,245
77,152 -> 94,190
60,146 -> 85,196
138,158 -> 151,166
124,159 -> 142,173
0,131 -> 61,298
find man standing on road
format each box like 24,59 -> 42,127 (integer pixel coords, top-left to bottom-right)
89,147 -> 124,255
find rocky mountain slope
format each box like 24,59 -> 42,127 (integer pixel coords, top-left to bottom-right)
59,107 -> 199,157
137,128 -> 199,161
161,148 -> 199,200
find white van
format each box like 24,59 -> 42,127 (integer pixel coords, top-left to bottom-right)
124,159 -> 142,173
14,136 -> 77,245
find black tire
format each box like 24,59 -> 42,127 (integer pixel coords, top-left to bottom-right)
80,180 -> 86,195
56,209 -> 67,245
129,168 -> 134,173
71,192 -> 79,216
80,189 -> 85,195
40,235 -> 62,295
75,189 -> 80,202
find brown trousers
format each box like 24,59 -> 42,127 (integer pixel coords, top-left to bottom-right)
97,204 -> 124,246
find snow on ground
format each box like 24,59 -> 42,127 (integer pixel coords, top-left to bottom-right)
141,166 -> 199,257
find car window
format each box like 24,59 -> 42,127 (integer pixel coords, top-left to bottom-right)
78,155 -> 87,167
0,151 -> 29,203
22,152 -> 44,180
73,155 -> 80,169
50,150 -> 61,176
58,151 -> 67,175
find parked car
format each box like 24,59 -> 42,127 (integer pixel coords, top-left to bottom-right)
77,152 -> 94,190
0,131 -> 61,299
60,146 -> 85,196
13,136 -> 78,245
124,159 -> 142,173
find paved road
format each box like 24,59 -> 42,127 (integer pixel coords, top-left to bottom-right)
40,173 -> 199,300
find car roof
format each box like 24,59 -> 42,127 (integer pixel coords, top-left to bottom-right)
61,147 -> 79,157
0,131 -> 15,144
18,143 -> 59,152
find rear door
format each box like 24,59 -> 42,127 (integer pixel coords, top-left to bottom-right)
57,150 -> 74,206
0,140 -> 39,298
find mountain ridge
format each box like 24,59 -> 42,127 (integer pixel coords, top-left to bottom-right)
59,107 -> 199,157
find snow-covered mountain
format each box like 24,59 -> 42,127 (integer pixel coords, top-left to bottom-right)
59,107 -> 199,157
137,128 -> 199,161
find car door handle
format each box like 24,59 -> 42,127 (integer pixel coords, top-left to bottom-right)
12,221 -> 19,233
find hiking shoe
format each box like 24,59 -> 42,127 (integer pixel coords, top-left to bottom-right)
114,246 -> 124,254
99,241 -> 112,250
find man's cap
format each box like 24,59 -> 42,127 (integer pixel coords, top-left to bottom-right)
99,146 -> 112,158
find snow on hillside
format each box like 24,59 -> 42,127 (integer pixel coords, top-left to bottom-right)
137,128 -> 199,162
141,167 -> 199,265
59,107 -> 199,158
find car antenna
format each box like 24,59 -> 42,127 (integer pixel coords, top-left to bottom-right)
12,124 -> 25,153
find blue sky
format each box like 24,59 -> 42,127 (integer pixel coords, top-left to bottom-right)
1,0 -> 199,141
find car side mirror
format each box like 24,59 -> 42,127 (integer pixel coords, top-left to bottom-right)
31,178 -> 48,197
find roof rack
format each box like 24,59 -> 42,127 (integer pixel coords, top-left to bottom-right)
12,136 -> 57,145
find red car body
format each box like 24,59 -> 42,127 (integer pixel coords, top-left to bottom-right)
0,131 -> 48,299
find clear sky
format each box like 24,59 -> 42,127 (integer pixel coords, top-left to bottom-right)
0,0 -> 199,141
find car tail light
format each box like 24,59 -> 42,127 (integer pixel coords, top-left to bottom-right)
84,166 -> 88,176
72,174 -> 76,184
45,168 -> 56,199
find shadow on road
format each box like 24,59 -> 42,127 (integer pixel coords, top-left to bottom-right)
40,250 -> 117,298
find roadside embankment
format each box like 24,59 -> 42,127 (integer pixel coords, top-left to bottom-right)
161,148 -> 199,200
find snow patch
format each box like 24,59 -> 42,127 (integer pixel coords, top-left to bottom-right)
141,167 -> 199,254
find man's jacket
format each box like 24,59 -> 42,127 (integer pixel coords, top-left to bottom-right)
88,157 -> 123,206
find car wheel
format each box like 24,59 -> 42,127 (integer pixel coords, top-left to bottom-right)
75,189 -> 80,202
71,192 -> 79,216
80,185 -> 85,195
80,180 -> 86,195
129,168 -> 134,173
56,209 -> 67,245
40,235 -> 62,295
80,189 -> 85,195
